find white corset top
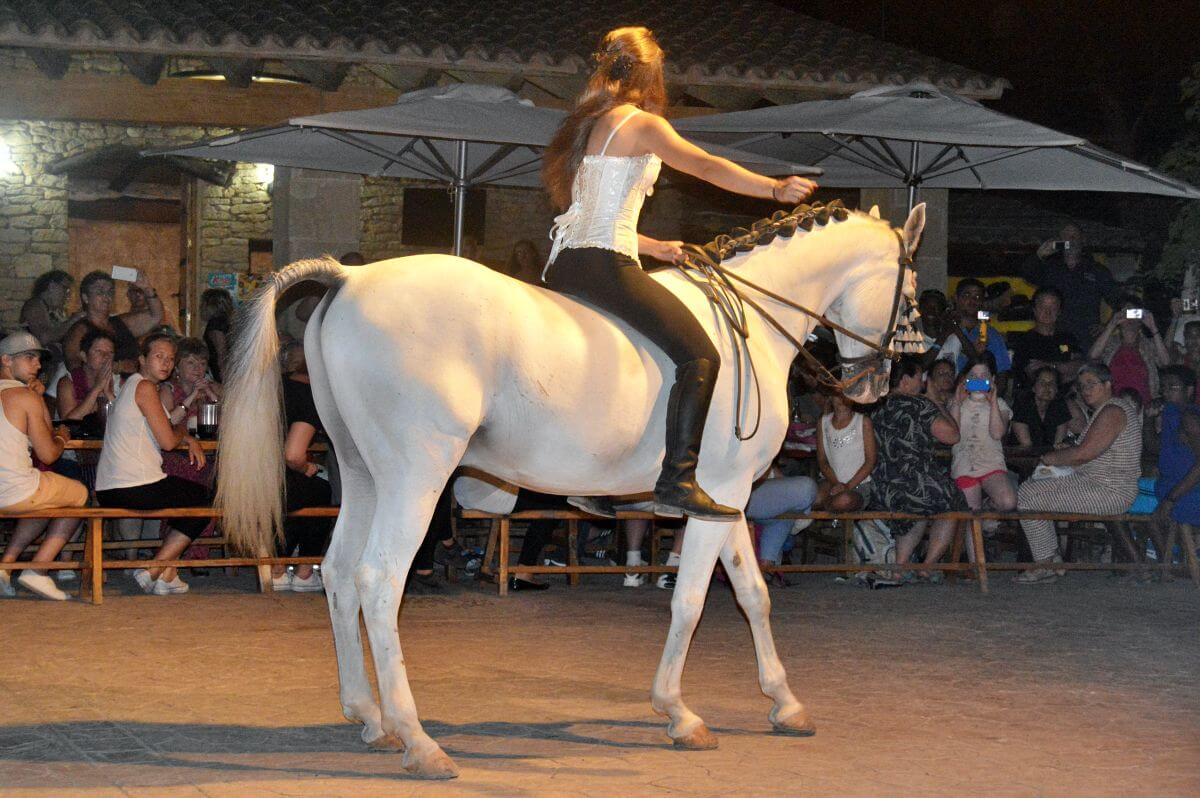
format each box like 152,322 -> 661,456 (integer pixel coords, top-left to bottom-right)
544,110 -> 662,275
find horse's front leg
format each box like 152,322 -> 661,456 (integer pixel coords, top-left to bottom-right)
718,516 -> 814,736
651,518 -> 729,749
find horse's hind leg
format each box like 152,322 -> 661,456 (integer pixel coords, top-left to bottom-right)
718,516 -> 814,736
651,518 -> 729,750
306,324 -> 394,750
356,438 -> 465,779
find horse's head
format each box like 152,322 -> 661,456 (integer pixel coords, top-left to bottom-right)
824,204 -> 927,404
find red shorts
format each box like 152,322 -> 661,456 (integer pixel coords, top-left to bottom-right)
955,470 -> 1007,490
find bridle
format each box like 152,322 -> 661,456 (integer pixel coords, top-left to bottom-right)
672,204 -> 924,440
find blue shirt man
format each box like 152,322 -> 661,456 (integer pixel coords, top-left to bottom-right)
939,278 -> 1011,375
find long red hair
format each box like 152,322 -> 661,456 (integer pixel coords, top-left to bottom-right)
542,27 -> 668,210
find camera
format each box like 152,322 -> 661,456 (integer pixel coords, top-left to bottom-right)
1126,308 -> 1144,319
977,310 -> 990,321
1184,298 -> 1198,312
965,378 -> 991,393
1053,240 -> 1075,253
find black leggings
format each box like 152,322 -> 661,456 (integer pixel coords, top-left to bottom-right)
96,476 -> 211,540
281,470 -> 333,557
544,247 -> 719,367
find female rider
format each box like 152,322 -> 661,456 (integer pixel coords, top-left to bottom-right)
541,26 -> 816,521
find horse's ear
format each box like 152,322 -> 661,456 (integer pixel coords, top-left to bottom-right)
868,205 -> 881,219
902,203 -> 927,256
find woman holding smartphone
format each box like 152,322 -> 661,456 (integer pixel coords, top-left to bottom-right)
62,269 -> 163,373
1088,297 -> 1170,405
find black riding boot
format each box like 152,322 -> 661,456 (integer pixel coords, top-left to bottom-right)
653,358 -> 741,522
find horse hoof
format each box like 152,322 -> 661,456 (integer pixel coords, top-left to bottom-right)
366,732 -> 406,752
672,723 -> 719,750
771,710 -> 816,737
402,747 -> 460,779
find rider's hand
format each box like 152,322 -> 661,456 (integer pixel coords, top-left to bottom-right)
654,239 -> 686,265
772,176 -> 818,204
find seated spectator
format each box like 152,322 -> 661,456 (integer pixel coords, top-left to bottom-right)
923,358 -> 956,411
622,518 -> 685,590
870,356 -> 965,581
0,333 -> 88,601
200,289 -> 235,383
1088,297 -> 1170,406
1171,320 -> 1200,397
948,355 -> 1016,559
1152,365 -> 1200,574
270,346 -> 332,592
1011,366 -> 1075,448
815,391 -> 875,511
62,270 -> 163,373
1015,362 -> 1142,583
56,330 -> 118,423
1009,286 -> 1083,392
938,278 -> 1011,388
19,270 -> 83,370
159,337 -> 221,433
917,289 -> 955,363
1022,224 -> 1121,349
746,469 -> 817,585
95,334 -> 209,595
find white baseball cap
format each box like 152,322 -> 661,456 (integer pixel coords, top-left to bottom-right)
0,331 -> 50,358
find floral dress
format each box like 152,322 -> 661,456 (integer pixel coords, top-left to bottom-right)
870,393 -> 966,533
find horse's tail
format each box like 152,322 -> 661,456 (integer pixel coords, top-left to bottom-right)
216,256 -> 347,555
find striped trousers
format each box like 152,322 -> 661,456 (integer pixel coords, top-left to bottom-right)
1017,474 -> 1135,562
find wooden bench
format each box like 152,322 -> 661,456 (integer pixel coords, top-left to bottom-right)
460,508 -> 1200,595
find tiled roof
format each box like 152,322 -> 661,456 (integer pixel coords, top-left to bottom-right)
0,1 -> 1007,97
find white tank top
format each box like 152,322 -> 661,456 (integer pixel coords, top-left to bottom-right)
820,412 -> 871,485
0,379 -> 41,507
96,373 -> 166,491
544,109 -> 663,276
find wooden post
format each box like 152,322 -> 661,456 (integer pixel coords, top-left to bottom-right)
81,517 -> 104,605
948,521 -> 965,584
970,518 -> 989,594
498,517 -> 510,596
567,520 -> 580,587
1180,524 -> 1200,587
481,519 -> 499,577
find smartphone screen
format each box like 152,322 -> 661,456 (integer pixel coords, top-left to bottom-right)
111,265 -> 139,282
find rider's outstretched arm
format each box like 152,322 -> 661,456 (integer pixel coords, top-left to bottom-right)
638,114 -> 817,204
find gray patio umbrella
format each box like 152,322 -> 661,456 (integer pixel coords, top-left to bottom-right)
676,83 -> 1200,210
154,83 -> 818,255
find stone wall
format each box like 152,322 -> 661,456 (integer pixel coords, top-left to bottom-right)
200,163 -> 272,276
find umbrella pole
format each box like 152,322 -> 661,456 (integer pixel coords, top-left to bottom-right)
452,141 -> 468,257
907,141 -> 920,212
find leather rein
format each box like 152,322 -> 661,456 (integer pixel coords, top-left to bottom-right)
672,213 -> 920,441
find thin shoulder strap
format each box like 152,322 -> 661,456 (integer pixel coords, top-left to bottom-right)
599,109 -> 642,156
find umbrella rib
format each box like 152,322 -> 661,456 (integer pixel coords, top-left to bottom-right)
315,128 -> 447,181
418,138 -> 460,183
921,146 -> 1042,181
920,144 -> 958,176
874,138 -> 916,180
817,134 -> 906,178
464,143 -> 519,183
1069,145 -> 1191,191
468,149 -> 544,185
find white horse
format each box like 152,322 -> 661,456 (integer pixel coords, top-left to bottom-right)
218,201 -> 927,778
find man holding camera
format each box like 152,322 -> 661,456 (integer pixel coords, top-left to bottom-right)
1025,224 -> 1121,350
937,279 -> 1012,389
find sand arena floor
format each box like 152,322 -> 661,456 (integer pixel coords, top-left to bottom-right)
0,570 -> 1197,796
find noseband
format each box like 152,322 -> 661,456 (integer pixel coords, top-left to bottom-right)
674,209 -> 923,439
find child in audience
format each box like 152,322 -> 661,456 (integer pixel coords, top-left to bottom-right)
815,390 -> 875,511
948,355 -> 1015,560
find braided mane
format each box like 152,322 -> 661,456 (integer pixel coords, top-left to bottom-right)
696,199 -> 874,266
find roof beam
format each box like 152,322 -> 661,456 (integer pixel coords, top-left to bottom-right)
284,60 -> 350,92
362,64 -> 438,92
522,74 -> 586,102
208,57 -> 259,89
25,48 -> 70,79
116,52 -> 165,86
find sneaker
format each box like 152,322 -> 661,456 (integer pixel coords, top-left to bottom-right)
131,569 -> 155,594
17,571 -> 69,601
0,571 -> 14,598
56,569 -> 78,582
271,572 -> 293,592
433,541 -> 475,571
290,570 -> 324,593
623,571 -> 646,588
542,555 -> 567,568
1013,568 -> 1058,584
152,575 -> 190,595
655,573 -> 676,590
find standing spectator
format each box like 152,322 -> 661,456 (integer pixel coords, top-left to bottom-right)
55,330 -> 117,424
62,270 -> 163,373
269,346 -> 332,592
95,334 -> 209,595
200,288 -> 235,383
0,332 -> 88,601
1088,297 -> 1170,406
19,270 -> 83,365
938,279 -> 1012,386
923,359 -> 957,411
1011,366 -> 1076,448
1152,366 -> 1200,575
948,356 -> 1016,560
870,357 -> 965,581
1023,224 -> 1121,349
1015,362 -> 1142,583
1009,287 -> 1084,392
814,391 -> 875,511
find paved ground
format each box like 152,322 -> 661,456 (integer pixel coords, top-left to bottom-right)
0,570 -> 1197,797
